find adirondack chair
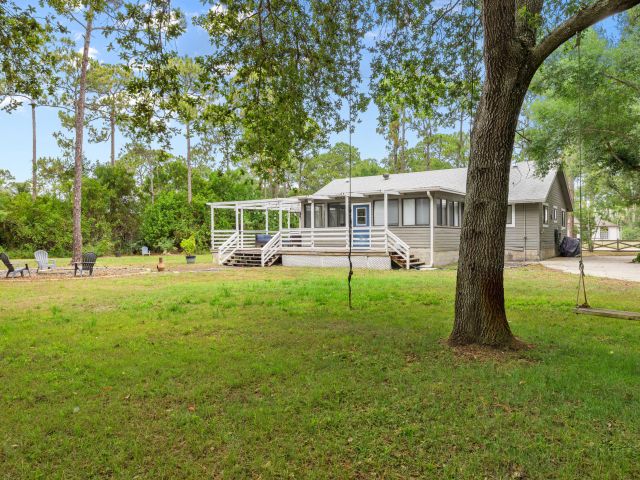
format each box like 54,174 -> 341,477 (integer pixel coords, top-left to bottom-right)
34,250 -> 56,273
74,252 -> 97,277
141,246 -> 150,256
0,252 -> 30,278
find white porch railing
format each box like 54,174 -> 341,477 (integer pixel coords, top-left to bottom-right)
386,229 -> 411,269
261,231 -> 282,267
212,230 -> 271,251
214,227 -> 413,268
280,227 -> 387,250
218,231 -> 240,265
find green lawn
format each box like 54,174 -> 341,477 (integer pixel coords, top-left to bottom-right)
1,265 -> 639,479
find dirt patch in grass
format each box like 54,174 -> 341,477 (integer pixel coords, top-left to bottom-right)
444,338 -> 535,363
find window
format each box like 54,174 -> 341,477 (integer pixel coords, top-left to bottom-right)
543,205 -> 549,226
303,204 -> 311,228
437,199 -> 448,226
453,201 -> 460,227
328,203 -> 345,227
403,199 -> 416,226
416,198 -> 430,225
314,204 -> 325,228
561,210 -> 566,228
506,204 -> 515,227
355,206 -> 367,226
553,206 -> 558,223
373,199 -> 399,226
600,227 -> 609,240
402,198 -> 431,226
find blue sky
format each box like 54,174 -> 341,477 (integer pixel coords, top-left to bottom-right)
0,2 -> 622,181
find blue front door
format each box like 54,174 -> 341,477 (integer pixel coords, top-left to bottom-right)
352,204 -> 370,248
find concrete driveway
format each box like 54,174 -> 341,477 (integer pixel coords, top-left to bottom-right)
541,255 -> 640,282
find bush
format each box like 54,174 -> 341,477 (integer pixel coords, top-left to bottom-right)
632,253 -> 640,264
180,235 -> 196,256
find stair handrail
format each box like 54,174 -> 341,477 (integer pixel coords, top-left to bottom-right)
219,231 -> 240,265
386,229 -> 411,269
261,231 -> 282,267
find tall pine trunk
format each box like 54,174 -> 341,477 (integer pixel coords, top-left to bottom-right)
31,102 -> 37,200
110,106 -> 116,166
186,121 -> 192,204
72,11 -> 93,263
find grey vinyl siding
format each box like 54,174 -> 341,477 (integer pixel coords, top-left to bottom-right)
505,203 -> 541,251
389,226 -> 430,248
540,175 -> 569,253
434,227 -> 461,251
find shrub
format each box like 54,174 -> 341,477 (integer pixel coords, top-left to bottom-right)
180,235 -> 196,256
632,253 -> 640,264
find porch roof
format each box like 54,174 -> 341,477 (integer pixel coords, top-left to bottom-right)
207,197 -> 302,212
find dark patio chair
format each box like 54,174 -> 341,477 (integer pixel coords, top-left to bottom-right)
1,252 -> 30,278
74,252 -> 97,277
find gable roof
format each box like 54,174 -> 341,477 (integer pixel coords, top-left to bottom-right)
313,162 -> 573,211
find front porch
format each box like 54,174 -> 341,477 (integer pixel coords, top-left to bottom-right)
207,198 -> 422,269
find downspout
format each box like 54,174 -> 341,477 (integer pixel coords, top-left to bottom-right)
427,191 -> 435,267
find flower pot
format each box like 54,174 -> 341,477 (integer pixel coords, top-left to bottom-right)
185,255 -> 196,264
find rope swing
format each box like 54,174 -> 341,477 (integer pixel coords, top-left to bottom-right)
573,32 -> 640,321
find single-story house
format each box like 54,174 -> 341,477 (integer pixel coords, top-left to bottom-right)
208,162 -> 573,269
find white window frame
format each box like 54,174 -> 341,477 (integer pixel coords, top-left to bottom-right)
553,206 -> 558,223
543,204 -> 549,227
402,198 -> 416,226
561,209 -> 566,229
506,204 -> 515,228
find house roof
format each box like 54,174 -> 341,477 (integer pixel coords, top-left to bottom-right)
313,162 -> 573,210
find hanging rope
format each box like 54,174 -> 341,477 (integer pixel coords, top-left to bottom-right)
575,31 -> 590,309
346,6 -> 354,310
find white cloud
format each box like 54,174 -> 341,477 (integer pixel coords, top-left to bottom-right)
0,95 -> 28,110
76,47 -> 99,59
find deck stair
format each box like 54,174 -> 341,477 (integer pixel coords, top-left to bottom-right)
222,249 -> 281,267
389,252 -> 425,270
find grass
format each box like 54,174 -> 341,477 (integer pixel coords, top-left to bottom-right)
1,263 -> 639,479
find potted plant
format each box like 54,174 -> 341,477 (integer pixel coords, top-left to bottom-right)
180,235 -> 197,264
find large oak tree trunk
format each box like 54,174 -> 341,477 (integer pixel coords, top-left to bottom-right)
449,0 -> 640,348
31,102 -> 37,200
71,12 -> 93,264
449,0 -> 535,347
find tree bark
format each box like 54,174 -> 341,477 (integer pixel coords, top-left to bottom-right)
186,121 -> 192,204
71,11 -> 94,263
110,106 -> 116,166
31,102 -> 37,200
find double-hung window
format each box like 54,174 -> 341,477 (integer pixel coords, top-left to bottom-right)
328,203 -> 345,227
543,205 -> 549,226
506,204 -> 515,227
373,199 -> 399,226
402,198 -> 431,226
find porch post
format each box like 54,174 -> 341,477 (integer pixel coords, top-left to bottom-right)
310,200 -> 315,248
427,191 -> 435,267
287,210 -> 291,229
265,208 -> 269,234
210,206 -> 215,251
278,206 -> 283,231
240,208 -> 244,248
345,194 -> 350,249
384,193 -> 388,252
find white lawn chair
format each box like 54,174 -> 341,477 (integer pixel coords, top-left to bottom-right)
34,250 -> 56,273
141,246 -> 150,256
